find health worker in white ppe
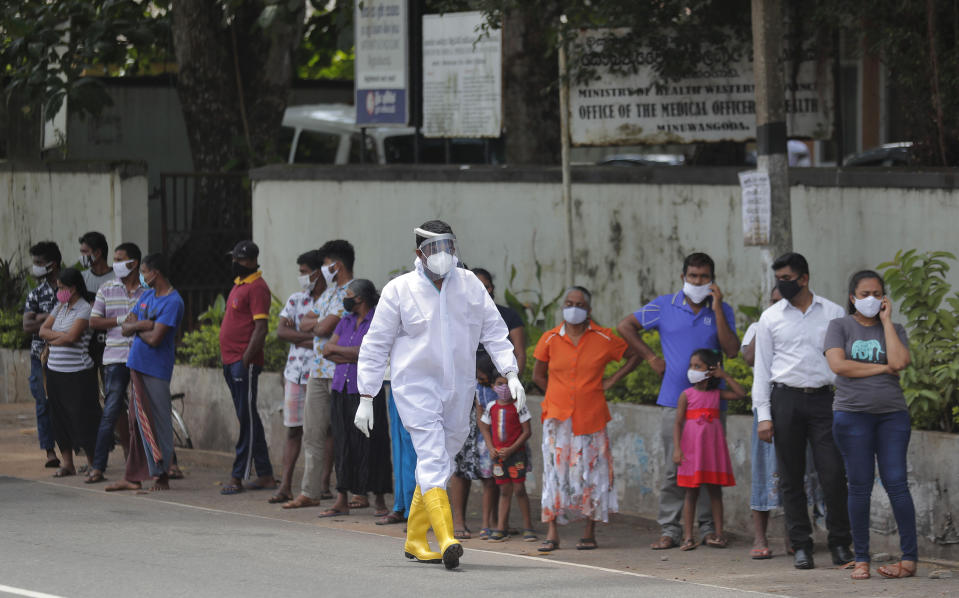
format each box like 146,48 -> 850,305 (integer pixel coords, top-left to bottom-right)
354,219 -> 525,570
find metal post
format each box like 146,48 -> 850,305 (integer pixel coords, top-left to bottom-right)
832,27 -> 844,167
751,0 -> 791,294
558,40 -> 574,288
360,127 -> 367,164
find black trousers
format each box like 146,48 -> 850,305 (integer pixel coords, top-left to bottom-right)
330,388 -> 392,496
771,387 -> 852,551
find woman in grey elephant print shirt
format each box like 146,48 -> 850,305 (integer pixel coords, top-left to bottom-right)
823,270 -> 916,581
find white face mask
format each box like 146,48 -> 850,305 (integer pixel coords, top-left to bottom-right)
80,254 -> 94,269
112,260 -> 134,279
687,368 -> 709,384
31,263 -> 51,278
683,279 -> 712,304
321,263 -> 337,285
854,295 -> 882,318
425,251 -> 456,277
563,306 -> 588,325
298,272 -> 316,292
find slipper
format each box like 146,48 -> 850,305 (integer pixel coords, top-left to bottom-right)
650,535 -> 677,550
375,512 -> 405,525
454,529 -> 472,540
537,539 -> 559,553
268,492 -> 293,504
53,467 -> 75,478
680,538 -> 698,551
478,528 -> 492,540
876,561 -> 916,579
576,537 -> 598,550
705,534 -> 728,548
282,495 -> 322,509
84,471 -> 106,484
372,509 -> 390,518
750,547 -> 772,560
44,458 -> 61,469
220,484 -> 243,495
318,509 -> 348,518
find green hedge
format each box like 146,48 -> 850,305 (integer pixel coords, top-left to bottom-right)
0,309 -> 30,350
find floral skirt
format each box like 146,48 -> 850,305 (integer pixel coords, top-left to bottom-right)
453,407 -> 493,480
540,418 -> 617,524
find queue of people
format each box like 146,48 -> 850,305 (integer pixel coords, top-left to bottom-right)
23,225 -> 919,580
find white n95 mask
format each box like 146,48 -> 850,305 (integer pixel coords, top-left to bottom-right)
563,306 -> 588,325
854,296 -> 882,318
683,280 -> 712,304
425,251 -> 456,277
31,264 -> 50,278
687,368 -> 709,384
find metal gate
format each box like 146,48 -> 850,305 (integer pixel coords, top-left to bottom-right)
158,172 -> 251,330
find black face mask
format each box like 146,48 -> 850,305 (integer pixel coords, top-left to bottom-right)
232,262 -> 257,279
777,277 -> 802,301
342,297 -> 358,313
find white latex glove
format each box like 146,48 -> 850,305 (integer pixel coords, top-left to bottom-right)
354,396 -> 374,438
506,371 -> 526,412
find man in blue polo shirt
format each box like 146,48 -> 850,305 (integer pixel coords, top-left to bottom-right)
617,252 -> 739,550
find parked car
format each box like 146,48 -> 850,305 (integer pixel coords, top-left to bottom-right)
844,142 -> 913,167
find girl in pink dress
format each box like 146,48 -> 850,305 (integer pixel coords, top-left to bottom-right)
673,349 -> 747,550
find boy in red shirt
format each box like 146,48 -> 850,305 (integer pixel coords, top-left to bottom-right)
479,375 -> 535,543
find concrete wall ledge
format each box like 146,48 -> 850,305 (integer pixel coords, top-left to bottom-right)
1,348 -> 956,559
0,159 -> 148,178
250,163 -> 959,189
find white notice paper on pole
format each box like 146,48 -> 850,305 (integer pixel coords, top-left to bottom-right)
739,170 -> 771,246
422,11 -> 502,138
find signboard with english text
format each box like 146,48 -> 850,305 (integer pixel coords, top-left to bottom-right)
355,0 -> 409,126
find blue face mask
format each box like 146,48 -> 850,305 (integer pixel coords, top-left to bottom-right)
139,273 -> 150,289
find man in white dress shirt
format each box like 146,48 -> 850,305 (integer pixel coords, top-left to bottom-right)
752,252 -> 852,570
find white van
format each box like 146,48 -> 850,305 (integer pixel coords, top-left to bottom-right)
281,104 -> 502,165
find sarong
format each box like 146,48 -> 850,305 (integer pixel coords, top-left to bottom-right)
125,370 -> 174,481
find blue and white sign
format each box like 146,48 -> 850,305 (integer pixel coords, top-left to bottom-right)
355,0 -> 409,126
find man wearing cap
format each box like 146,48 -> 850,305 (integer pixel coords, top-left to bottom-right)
219,240 -> 276,495
355,219 -> 525,570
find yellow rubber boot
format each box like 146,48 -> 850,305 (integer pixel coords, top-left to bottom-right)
403,486 -> 442,563
423,487 -> 464,570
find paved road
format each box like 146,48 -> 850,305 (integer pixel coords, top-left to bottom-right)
0,476 -> 779,598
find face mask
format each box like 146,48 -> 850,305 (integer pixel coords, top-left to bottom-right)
113,260 -> 134,279
298,272 -> 316,292
493,383 -> 510,401
776,277 -> 802,301
563,306 -> 588,325
80,254 -> 94,269
854,296 -> 882,318
56,289 -> 72,303
321,263 -> 337,285
687,368 -> 709,384
683,279 -> 712,304
31,264 -> 51,278
139,272 -> 153,289
425,252 -> 455,278
342,297 -> 358,313
232,262 -> 256,279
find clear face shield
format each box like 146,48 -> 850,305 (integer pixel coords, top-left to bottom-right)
415,230 -> 459,278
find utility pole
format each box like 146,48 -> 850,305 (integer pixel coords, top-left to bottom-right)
751,0 -> 791,291
558,40 -> 574,288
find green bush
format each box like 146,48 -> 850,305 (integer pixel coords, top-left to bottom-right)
879,249 -> 959,432
0,308 -> 30,350
176,294 -> 289,372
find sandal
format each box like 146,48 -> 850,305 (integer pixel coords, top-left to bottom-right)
750,547 -> 772,560
576,537 -> 598,550
523,529 -> 538,542
650,535 -> 677,550
53,467 -> 75,478
680,538 -> 698,551
348,499 -> 370,509
268,492 -> 293,504
487,530 -> 508,543
318,508 -> 348,518
478,528 -> 492,540
877,561 -> 916,579
282,495 -> 322,509
454,529 -> 472,540
705,534 -> 728,548
44,457 -> 61,469
84,470 -> 106,484
220,483 -> 243,495
845,561 -> 871,580
375,511 -> 405,525
537,539 -> 559,553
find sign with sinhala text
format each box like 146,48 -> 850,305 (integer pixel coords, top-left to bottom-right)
740,170 -> 771,246
570,29 -> 832,146
355,0 -> 409,126
422,12 -> 502,138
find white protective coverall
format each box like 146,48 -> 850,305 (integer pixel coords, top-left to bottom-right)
356,259 -> 518,492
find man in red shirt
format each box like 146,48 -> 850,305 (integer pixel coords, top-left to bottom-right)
219,240 -> 275,495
